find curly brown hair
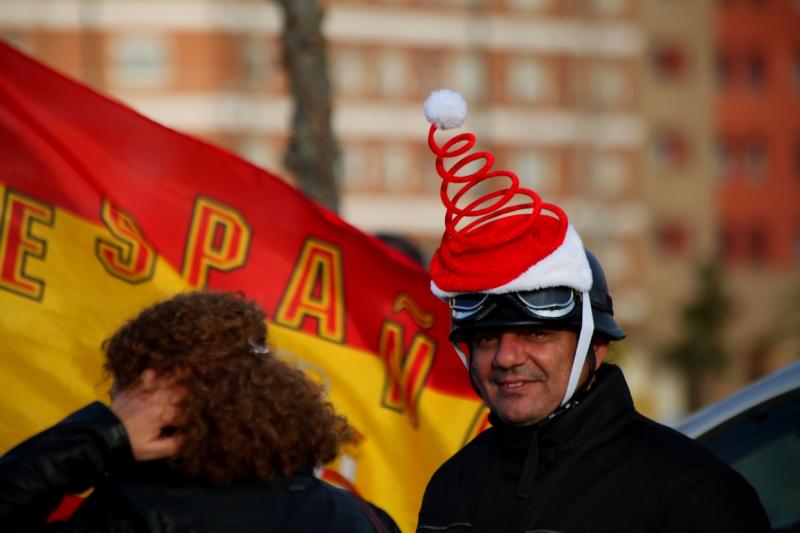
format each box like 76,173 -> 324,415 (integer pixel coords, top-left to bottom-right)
102,291 -> 359,485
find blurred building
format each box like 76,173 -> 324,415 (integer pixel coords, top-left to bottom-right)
1,0 -> 797,419
636,0 -> 716,418
712,0 -> 800,395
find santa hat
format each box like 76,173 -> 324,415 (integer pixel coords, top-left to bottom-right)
424,89 -> 594,406
424,89 -> 592,298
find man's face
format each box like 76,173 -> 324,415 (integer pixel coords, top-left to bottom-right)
469,326 -> 579,426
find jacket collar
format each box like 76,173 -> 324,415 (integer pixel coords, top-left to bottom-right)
485,363 -> 634,498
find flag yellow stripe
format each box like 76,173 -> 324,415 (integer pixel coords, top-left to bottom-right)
0,201 -> 482,532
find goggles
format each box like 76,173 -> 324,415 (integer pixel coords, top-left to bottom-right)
448,287 -> 578,322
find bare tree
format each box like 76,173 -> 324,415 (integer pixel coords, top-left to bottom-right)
275,0 -> 340,213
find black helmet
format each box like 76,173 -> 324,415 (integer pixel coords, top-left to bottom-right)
584,249 -> 626,341
448,249 -> 625,344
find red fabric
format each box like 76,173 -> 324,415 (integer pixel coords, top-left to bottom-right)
46,495 -> 84,522
0,41 -> 472,397
431,213 -> 566,292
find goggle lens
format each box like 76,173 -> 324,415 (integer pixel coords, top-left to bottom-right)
449,293 -> 489,320
449,288 -> 577,320
515,287 -> 576,318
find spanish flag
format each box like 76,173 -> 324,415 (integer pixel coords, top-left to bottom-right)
0,41 -> 488,531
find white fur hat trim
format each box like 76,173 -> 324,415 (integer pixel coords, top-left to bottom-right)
431,225 -> 592,298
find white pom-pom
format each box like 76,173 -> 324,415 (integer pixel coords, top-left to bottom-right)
424,89 -> 468,130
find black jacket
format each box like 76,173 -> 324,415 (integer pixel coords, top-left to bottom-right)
0,402 -> 399,533
417,364 -> 770,533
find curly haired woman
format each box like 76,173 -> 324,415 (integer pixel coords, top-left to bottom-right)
0,291 -> 399,532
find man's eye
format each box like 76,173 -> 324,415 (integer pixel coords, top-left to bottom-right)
521,327 -> 549,339
474,333 -> 498,346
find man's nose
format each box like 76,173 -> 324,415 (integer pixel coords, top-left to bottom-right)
493,332 -> 527,369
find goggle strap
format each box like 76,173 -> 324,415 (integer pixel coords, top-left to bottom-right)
561,291 -> 594,406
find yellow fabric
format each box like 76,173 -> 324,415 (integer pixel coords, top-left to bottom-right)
0,200 -> 485,531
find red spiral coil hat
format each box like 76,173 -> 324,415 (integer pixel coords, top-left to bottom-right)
424,89 -> 592,298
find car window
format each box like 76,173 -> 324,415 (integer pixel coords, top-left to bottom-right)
697,389 -> 800,531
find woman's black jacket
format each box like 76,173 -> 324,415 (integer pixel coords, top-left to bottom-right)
0,402 -> 399,533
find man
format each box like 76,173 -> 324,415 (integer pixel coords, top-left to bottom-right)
416,89 -> 770,532
0,291 -> 399,532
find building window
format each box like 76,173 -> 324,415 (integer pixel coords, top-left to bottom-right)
794,227 -> 800,265
747,224 -> 767,265
656,221 -> 690,257
239,137 -> 275,171
333,47 -> 367,97
508,150 -> 551,192
2,32 -> 32,55
506,0 -> 552,10
110,34 -> 172,88
343,144 -> 369,191
589,153 -> 627,196
792,49 -> 800,91
589,64 -> 629,107
419,146 -> 442,193
651,43 -> 688,80
590,0 -> 626,15
452,54 -> 487,102
240,37 -> 268,88
715,52 -> 731,88
383,145 -> 412,192
378,50 -> 407,99
743,137 -> 768,181
651,129 -> 691,172
507,57 -> 554,103
745,52 -> 766,93
414,51 -> 445,99
794,139 -> 800,180
715,137 -> 734,181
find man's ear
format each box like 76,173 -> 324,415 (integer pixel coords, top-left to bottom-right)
592,338 -> 610,368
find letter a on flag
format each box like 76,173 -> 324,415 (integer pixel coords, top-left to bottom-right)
0,41 -> 487,530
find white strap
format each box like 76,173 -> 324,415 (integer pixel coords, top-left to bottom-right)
453,343 -> 469,368
561,291 -> 594,406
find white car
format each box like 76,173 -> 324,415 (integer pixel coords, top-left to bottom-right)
676,360 -> 800,531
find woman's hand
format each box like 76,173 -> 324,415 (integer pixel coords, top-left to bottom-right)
109,369 -> 185,461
